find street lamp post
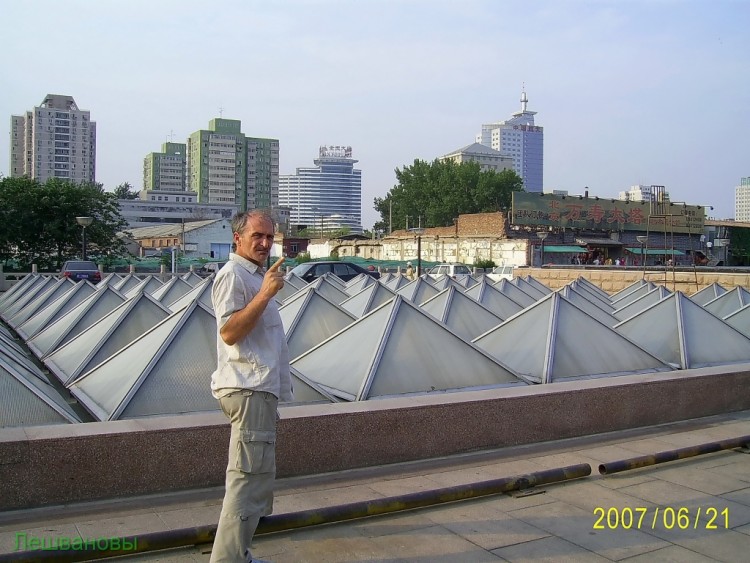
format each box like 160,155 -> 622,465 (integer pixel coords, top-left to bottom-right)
636,235 -> 648,277
409,228 -> 425,277
76,216 -> 93,260
536,231 -> 548,267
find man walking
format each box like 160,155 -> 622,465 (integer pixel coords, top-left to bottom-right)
210,211 -> 293,563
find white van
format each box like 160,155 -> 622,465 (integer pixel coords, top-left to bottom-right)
426,263 -> 472,279
487,265 -> 515,282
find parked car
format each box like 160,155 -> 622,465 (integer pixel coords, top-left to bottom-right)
488,265 -> 515,282
426,263 -> 472,279
199,262 -> 227,275
289,261 -> 380,282
60,260 -> 101,283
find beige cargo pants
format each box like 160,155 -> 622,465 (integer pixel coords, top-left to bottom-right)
210,390 -> 278,563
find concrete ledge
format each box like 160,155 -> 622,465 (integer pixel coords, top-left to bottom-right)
1,364 -> 749,511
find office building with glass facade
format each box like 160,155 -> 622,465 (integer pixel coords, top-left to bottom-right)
279,146 -> 362,234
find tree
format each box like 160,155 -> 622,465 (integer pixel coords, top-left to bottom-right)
373,159 -> 524,233
113,182 -> 139,200
728,226 -> 750,266
0,176 -> 129,269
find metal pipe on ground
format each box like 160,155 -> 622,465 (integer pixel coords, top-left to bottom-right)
599,435 -> 750,475
0,463 -> 591,563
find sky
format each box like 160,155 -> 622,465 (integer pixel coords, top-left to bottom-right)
2,0 -> 749,229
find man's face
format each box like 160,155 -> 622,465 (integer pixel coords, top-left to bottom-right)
234,215 -> 274,266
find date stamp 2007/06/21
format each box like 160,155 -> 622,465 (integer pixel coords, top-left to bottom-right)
593,507 -> 729,530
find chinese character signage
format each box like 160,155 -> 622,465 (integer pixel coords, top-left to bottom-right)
512,193 -> 704,234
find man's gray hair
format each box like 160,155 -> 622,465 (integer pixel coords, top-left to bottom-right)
231,211 -> 275,235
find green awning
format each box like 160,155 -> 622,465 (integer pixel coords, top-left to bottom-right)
625,248 -> 686,256
542,245 -> 586,253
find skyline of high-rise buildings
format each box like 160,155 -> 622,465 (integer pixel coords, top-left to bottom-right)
10,95 -> 97,184
8,94 -> 747,228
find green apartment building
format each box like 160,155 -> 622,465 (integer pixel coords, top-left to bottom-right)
143,142 -> 187,191
186,118 -> 278,212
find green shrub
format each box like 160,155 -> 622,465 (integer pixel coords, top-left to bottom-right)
295,252 -> 311,264
473,258 -> 496,269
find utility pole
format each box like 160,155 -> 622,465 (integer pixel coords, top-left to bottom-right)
389,199 -> 392,234
405,215 -> 409,231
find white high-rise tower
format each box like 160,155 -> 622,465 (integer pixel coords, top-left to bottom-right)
476,89 -> 543,192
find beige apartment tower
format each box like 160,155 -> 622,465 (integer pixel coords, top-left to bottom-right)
10,94 -> 96,183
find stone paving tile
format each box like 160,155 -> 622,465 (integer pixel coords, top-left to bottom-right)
0,522 -> 80,555
653,429 -> 749,449
544,480 -> 659,513
112,545 -> 210,562
592,472 -> 658,491
642,466 -> 750,496
619,479 -> 750,529
416,495 -> 550,550
254,521 -> 503,562
155,504 -> 221,530
616,544 -> 719,562
74,511 -> 170,540
640,525 -> 750,562
736,522 -> 750,536
366,523 -> 505,562
707,457 -> 750,481
272,483 -> 386,514
618,478 -> 719,508
490,535 -> 612,562
253,524 -> 400,563
497,489 -> 559,511
505,499 -> 668,561
347,508 -> 439,539
423,459 -> 542,488
572,444 -> 647,463
367,475 -> 449,498
721,486 -> 750,508
607,437 -> 681,455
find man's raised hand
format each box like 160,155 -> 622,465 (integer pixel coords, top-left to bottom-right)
261,256 -> 286,298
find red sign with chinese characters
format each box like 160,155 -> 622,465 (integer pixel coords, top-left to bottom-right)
512,193 -> 704,233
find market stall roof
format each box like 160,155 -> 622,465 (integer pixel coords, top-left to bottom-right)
542,245 -> 586,253
575,238 -> 623,247
624,247 -> 686,255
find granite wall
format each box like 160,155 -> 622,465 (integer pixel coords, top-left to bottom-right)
1,365 -> 750,511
